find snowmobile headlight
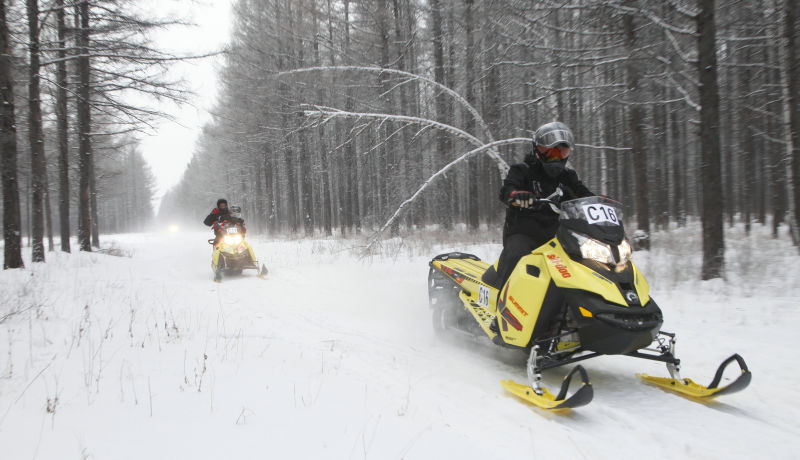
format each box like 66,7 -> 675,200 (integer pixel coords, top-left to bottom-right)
572,231 -> 615,265
223,234 -> 243,246
613,239 -> 633,272
618,239 -> 632,263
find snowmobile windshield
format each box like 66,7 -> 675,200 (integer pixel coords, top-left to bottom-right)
560,196 -> 624,228
558,196 -> 626,253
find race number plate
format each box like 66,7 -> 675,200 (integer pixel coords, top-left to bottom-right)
478,285 -> 491,307
582,204 -> 620,225
226,227 -> 239,234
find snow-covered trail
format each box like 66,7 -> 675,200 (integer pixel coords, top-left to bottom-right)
0,230 -> 798,459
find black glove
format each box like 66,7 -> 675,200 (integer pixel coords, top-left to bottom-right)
509,190 -> 535,208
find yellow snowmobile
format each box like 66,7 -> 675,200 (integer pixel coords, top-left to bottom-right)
428,195 -> 750,410
210,220 -> 267,282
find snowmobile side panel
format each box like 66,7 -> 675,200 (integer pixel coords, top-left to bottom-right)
430,255 -> 501,340
430,257 -> 498,304
497,254 -> 553,347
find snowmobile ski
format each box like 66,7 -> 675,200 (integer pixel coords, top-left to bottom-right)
501,365 -> 593,410
637,353 -> 751,399
257,263 -> 268,279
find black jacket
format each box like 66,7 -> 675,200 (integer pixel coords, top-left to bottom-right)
203,209 -> 246,234
203,208 -> 227,227
499,158 -> 593,241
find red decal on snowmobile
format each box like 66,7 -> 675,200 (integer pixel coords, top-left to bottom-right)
508,295 -> 528,317
501,307 -> 523,331
498,283 -> 510,310
441,265 -> 465,283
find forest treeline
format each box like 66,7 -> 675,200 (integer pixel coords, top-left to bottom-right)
1,0 -> 188,267
2,0 -> 799,280
159,0 -> 799,277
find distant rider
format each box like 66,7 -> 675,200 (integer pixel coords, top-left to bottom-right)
203,198 -> 246,246
491,122 -> 594,289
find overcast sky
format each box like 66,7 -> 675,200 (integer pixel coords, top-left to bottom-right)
134,0 -> 234,211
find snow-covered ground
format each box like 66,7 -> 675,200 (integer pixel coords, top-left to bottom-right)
1,223 -> 798,459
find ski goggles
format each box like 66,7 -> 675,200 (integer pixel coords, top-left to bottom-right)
536,129 -> 574,148
539,144 -> 571,162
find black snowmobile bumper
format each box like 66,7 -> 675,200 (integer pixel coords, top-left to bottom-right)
565,292 -> 663,355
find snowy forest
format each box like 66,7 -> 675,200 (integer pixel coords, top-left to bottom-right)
2,0 -> 800,280
2,1 -> 800,457
161,0 -> 800,279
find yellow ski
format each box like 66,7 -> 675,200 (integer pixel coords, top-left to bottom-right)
501,365 -> 593,410
638,354 -> 751,399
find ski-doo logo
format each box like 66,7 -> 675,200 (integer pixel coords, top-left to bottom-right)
546,254 -> 572,278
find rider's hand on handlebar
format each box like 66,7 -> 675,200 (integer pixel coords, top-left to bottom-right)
212,208 -> 220,215
509,190 -> 535,208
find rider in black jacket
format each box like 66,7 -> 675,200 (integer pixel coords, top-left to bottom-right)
204,198 -> 229,226
203,198 -> 246,246
493,122 -> 593,289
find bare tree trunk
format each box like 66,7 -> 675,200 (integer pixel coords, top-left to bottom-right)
738,43 -> 754,235
76,0 -> 92,251
429,0 -> 452,229
55,0 -> 70,252
44,162 -> 53,251
293,3 -> 313,236
624,9 -> 650,249
263,149 -> 276,234
784,0 -> 800,247
26,0 -> 46,262
698,0 -> 725,279
464,0 -> 479,230
376,0 -> 392,233
90,144 -> 99,247
767,10 -> 786,238
312,2 -> 332,236
392,0 -> 411,231
722,62 -> 735,228
0,0 -> 24,268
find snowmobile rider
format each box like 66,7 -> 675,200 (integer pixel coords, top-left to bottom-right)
489,121 -> 594,290
203,198 -> 246,246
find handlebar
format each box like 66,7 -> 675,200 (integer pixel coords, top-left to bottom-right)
510,189 -> 564,215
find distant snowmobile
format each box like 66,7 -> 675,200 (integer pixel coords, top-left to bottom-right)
210,221 -> 267,282
427,194 -> 751,410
